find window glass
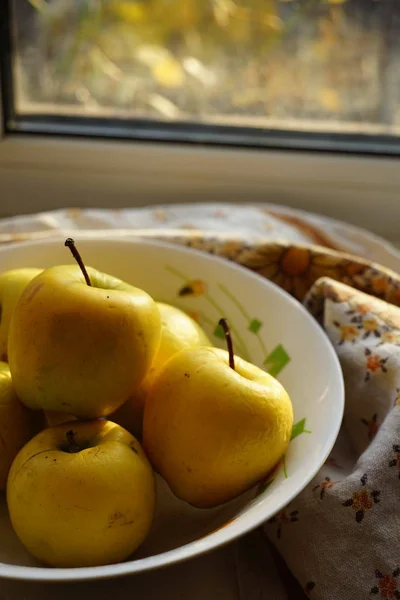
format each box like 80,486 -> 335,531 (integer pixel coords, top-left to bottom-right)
6,0 -> 400,143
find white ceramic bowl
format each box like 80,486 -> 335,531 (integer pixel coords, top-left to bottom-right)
0,237 -> 344,582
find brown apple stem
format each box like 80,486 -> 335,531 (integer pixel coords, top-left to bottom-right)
64,238 -> 92,287
218,318 -> 235,371
66,430 -> 80,453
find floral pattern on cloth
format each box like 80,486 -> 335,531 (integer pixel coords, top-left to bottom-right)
341,473 -> 381,523
148,238 -> 395,307
268,509 -> 299,540
0,204 -> 345,250
370,568 -> 400,599
260,276 -> 400,600
4,218 -> 400,306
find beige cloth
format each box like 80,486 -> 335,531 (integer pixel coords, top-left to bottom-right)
261,279 -> 400,599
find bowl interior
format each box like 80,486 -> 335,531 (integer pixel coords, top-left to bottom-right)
0,237 -> 344,581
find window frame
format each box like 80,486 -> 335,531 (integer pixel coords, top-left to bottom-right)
6,113 -> 400,156
1,132 -> 400,240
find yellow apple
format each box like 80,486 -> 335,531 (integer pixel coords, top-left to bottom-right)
0,268 -> 42,361
8,240 -> 162,418
0,361 -> 43,490
7,420 -> 156,567
110,302 -> 211,437
143,343 -> 293,509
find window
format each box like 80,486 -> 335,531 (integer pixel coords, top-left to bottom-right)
1,1 -> 400,236
2,0 -> 400,153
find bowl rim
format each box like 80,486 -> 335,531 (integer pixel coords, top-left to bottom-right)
0,235 -> 344,582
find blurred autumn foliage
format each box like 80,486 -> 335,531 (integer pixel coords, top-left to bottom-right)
13,0 -> 400,129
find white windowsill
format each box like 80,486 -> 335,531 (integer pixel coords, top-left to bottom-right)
1,134 -> 400,242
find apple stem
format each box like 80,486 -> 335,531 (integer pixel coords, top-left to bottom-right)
65,238 -> 92,287
218,318 -> 235,371
66,430 -> 80,453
